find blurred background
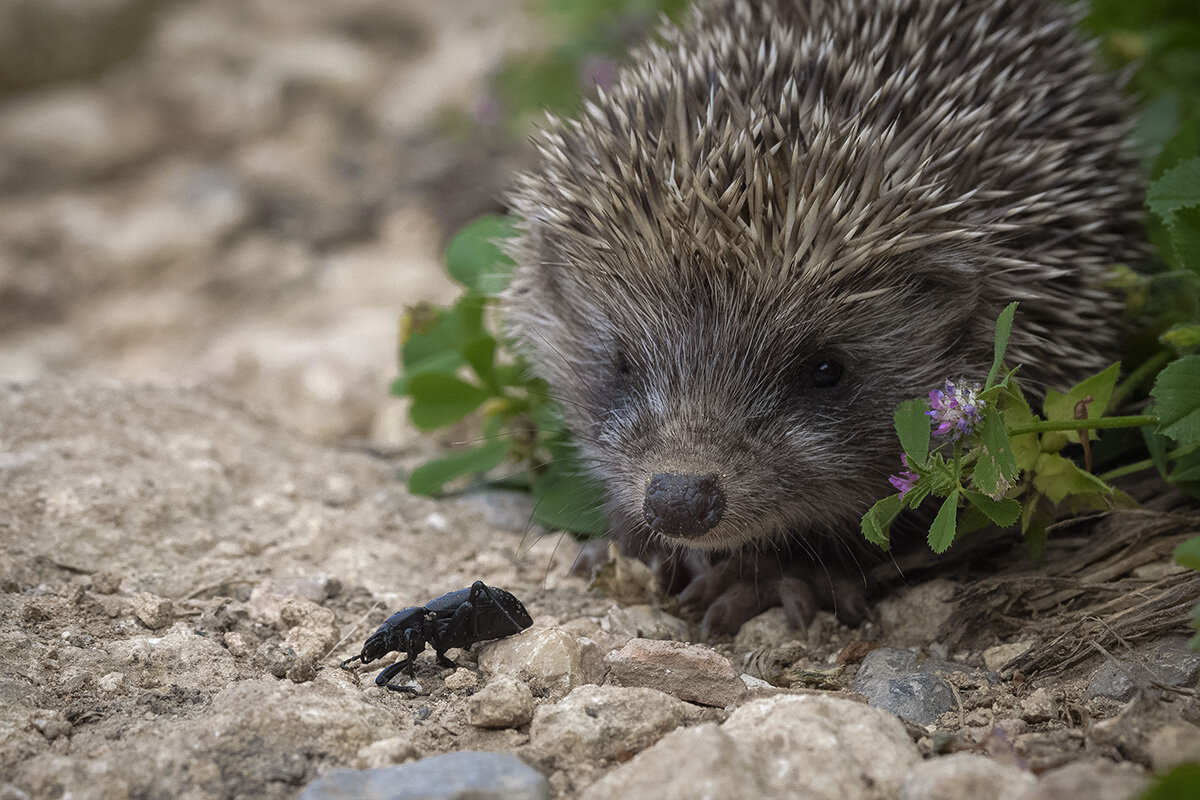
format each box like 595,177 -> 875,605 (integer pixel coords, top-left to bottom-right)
0,0 -> 683,447
1,0 -> 1194,451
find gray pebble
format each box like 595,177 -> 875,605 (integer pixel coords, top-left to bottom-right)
297,752 -> 549,800
853,647 -> 976,725
1086,637 -> 1200,701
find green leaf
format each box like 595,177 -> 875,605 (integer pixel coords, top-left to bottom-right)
408,373 -> 491,431
861,494 -> 902,549
1020,494 -> 1052,562
531,462 -> 609,536
391,350 -> 462,396
408,437 -> 510,496
963,490 -> 1021,527
445,215 -> 517,295
985,302 -> 1018,391
1152,354 -> 1200,444
973,406 -> 1018,499
463,337 -> 498,387
1150,106 -> 1198,180
1175,536 -> 1200,573
928,491 -> 960,554
999,387 -> 1040,472
1138,763 -> 1200,800
1147,156 -> 1200,225
1168,205 -> 1200,275
955,502 -> 992,538
1042,362 -> 1122,444
1031,452 -> 1111,505
399,296 -> 487,384
1162,322 -> 1200,349
894,399 -> 932,465
1144,427 -> 1171,477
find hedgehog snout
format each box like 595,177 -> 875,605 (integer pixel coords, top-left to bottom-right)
642,472 -> 725,539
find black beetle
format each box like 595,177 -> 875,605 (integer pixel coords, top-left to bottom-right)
340,581 -> 533,692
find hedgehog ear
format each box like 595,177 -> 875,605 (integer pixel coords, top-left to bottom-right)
904,249 -> 984,321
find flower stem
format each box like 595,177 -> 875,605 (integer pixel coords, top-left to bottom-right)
1108,349 -> 1173,410
1007,414 -> 1158,436
1097,442 -> 1200,481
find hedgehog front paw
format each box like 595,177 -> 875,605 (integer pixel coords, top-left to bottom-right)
679,559 -> 872,636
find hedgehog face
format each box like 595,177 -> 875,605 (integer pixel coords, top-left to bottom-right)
506,245 -> 990,551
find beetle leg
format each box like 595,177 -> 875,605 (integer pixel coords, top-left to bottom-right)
339,653 -> 364,670
375,659 -> 419,692
434,650 -> 456,668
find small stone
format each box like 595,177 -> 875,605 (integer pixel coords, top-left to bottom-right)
297,751 -> 549,800
355,737 -> 419,770
478,628 -> 603,700
133,592 -> 174,629
603,638 -> 744,707
223,631 -> 251,658
32,711 -> 72,741
983,642 -> 1032,672
467,675 -> 535,729
1019,688 -> 1057,724
286,656 -> 318,684
91,571 -> 122,595
530,684 -> 699,763
443,668 -> 481,692
853,647 -> 976,725
1148,721 -> 1200,773
97,672 -> 125,693
280,598 -> 339,661
1021,759 -> 1149,800
899,753 -> 1035,800
740,673 -> 773,690
322,473 -> 356,506
734,607 -> 794,649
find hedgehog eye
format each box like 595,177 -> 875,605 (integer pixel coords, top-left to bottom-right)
613,347 -> 632,378
810,358 -> 844,389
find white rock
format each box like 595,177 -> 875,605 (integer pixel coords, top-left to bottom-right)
719,694 -> 920,800
467,675 -> 535,729
530,684 -> 697,763
478,627 -> 604,699
1019,687 -> 1057,724
133,592 -> 174,629
604,638 -> 744,707
1018,760 -> 1149,800
583,694 -> 919,800
1148,721 -> 1200,773
900,753 -> 1035,800
734,607 -> 794,649
581,722 -> 769,800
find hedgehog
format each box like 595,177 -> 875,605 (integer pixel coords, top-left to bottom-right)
503,0 -> 1144,634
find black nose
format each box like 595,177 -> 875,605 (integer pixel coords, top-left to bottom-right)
643,472 -> 725,538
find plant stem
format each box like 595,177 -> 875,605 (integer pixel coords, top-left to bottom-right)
1097,443 -> 1200,481
1098,458 -> 1155,481
1007,414 -> 1158,436
1108,349 -> 1173,410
